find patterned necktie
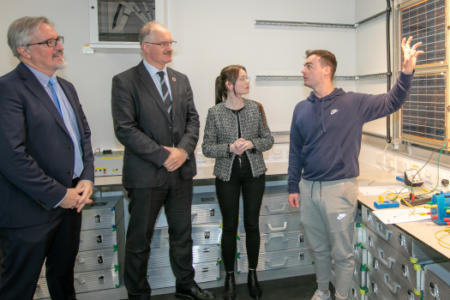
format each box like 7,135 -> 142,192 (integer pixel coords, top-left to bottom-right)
48,78 -> 63,116
157,71 -> 172,114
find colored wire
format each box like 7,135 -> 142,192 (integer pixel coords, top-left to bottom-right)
435,228 -> 450,249
411,150 -> 434,183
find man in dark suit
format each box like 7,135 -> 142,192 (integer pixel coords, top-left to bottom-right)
0,17 -> 94,300
111,22 -> 214,300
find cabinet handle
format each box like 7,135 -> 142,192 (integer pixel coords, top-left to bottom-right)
264,203 -> 287,214
74,275 -> 86,285
383,273 -> 401,294
96,235 -> 103,243
98,275 -> 105,284
375,221 -> 392,241
266,222 -> 287,232
377,248 -> 396,269
77,257 -> 86,264
97,255 -> 104,264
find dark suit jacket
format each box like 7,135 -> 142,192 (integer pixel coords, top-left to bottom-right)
111,61 -> 199,188
0,63 -> 94,228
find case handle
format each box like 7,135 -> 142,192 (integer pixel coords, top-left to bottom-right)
266,222 -> 287,232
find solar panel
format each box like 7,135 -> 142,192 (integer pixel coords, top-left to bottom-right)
400,0 -> 447,147
401,0 -> 446,66
402,73 -> 446,141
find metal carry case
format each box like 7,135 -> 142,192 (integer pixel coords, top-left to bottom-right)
365,227 -> 420,292
239,212 -> 301,234
79,227 -> 118,252
423,262 -> 450,300
154,203 -> 222,227
147,261 -> 220,289
148,244 -> 220,269
35,268 -> 120,299
151,223 -> 222,249
39,248 -> 119,277
81,196 -> 124,230
74,248 -> 119,273
237,247 -> 312,272
237,230 -> 306,254
361,206 -> 413,257
192,191 -> 217,204
259,186 -> 298,216
367,251 -> 420,300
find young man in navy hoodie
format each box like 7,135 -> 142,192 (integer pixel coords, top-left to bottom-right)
288,37 -> 423,300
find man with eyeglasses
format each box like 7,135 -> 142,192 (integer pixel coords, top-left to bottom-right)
111,22 -> 214,300
0,16 -> 94,299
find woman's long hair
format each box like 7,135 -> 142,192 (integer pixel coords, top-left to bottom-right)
215,65 -> 246,105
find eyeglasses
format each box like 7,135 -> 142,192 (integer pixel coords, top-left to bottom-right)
26,36 -> 64,48
144,41 -> 177,48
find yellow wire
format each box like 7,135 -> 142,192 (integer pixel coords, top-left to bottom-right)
435,228 -> 450,249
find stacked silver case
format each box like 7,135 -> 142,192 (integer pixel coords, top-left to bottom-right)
423,262 -> 450,300
147,191 -> 222,289
361,206 -> 425,300
236,185 -> 313,274
34,196 -> 125,299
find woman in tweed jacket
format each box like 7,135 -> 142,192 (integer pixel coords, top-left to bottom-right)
202,65 -> 273,300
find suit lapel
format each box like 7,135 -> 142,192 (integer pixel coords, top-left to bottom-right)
136,62 -> 171,124
17,64 -> 70,136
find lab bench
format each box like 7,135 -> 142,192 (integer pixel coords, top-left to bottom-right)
352,163 -> 450,300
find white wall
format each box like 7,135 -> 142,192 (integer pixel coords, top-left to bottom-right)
1,0 -> 358,150
355,0 -> 392,137
1,0 -> 141,151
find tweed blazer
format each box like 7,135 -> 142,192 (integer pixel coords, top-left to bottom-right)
202,99 -> 274,181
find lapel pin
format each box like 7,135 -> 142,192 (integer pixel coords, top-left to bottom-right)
172,77 -> 176,82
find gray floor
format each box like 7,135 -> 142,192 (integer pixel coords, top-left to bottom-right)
150,274 -> 320,300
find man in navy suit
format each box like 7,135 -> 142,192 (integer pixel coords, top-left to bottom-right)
0,16 -> 94,300
111,22 -> 214,300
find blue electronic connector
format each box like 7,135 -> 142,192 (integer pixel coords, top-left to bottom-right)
374,200 -> 400,209
396,176 -> 405,183
430,192 -> 450,225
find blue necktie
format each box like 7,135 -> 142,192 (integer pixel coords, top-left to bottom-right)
48,77 -> 84,178
48,78 -> 63,116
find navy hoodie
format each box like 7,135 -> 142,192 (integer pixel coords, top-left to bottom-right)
288,72 -> 413,193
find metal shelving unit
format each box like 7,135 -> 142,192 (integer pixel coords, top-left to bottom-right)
255,73 -> 390,82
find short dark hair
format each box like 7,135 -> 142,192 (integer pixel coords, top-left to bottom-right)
305,49 -> 337,79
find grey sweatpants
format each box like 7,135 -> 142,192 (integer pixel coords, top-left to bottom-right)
299,178 -> 358,300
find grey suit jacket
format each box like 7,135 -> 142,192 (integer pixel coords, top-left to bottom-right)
202,99 -> 274,181
111,61 -> 199,188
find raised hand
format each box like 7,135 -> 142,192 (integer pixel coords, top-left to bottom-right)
402,36 -> 424,74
